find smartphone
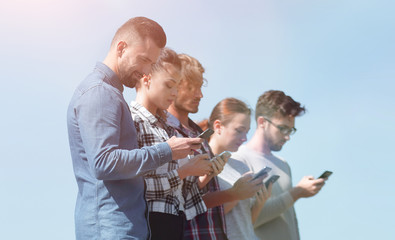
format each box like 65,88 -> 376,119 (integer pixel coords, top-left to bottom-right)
264,175 -> 280,188
252,167 -> 272,180
198,128 -> 214,140
218,151 -> 231,161
318,170 -> 333,179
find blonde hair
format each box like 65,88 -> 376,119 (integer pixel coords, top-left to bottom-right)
178,54 -> 206,85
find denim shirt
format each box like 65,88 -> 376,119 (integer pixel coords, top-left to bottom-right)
67,62 -> 172,239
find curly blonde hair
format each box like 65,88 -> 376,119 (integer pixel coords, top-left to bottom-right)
177,54 -> 207,86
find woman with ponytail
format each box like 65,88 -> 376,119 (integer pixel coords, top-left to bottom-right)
199,97 -> 273,240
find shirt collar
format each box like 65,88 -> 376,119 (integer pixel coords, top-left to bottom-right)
95,62 -> 124,92
130,101 -> 159,125
166,112 -> 201,137
166,112 -> 182,130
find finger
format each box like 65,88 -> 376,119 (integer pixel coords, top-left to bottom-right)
213,159 -> 222,170
216,156 -> 225,166
207,166 -> 213,175
315,178 -> 325,184
194,153 -> 209,161
188,138 -> 204,145
242,171 -> 254,180
267,181 -> 273,193
250,175 -> 265,185
211,162 -> 219,174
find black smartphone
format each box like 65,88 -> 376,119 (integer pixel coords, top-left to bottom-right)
265,175 -> 280,188
318,170 -> 333,179
198,128 -> 214,140
252,167 -> 272,181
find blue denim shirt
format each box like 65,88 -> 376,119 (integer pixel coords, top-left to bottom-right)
67,62 -> 172,239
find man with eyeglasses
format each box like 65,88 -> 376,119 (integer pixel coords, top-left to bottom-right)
231,90 -> 326,240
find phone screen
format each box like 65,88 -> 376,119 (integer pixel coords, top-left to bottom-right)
198,129 -> 214,140
265,175 -> 280,188
318,171 -> 333,179
252,167 -> 272,180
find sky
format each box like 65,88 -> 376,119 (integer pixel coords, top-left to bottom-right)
1,0 -> 394,239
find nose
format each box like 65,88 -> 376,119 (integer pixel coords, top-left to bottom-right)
284,134 -> 290,141
196,88 -> 203,98
171,88 -> 178,97
241,132 -> 248,143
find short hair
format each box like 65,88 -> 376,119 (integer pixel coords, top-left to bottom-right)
255,90 -> 306,120
198,98 -> 252,131
111,16 -> 166,48
177,53 -> 207,86
152,47 -> 181,74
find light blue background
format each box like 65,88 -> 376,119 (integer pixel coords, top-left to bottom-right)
1,0 -> 394,239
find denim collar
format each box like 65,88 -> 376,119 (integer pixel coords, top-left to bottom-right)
95,62 -> 123,93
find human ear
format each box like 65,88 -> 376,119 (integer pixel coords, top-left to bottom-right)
116,41 -> 127,57
257,116 -> 266,128
213,119 -> 222,135
143,74 -> 151,88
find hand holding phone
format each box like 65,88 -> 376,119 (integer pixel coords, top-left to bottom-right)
198,129 -> 214,140
252,167 -> 272,181
210,151 -> 231,176
264,175 -> 280,188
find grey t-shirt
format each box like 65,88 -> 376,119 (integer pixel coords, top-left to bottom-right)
218,157 -> 260,240
232,145 -> 299,240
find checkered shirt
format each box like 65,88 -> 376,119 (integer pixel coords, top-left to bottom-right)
130,101 -> 207,220
166,112 -> 228,240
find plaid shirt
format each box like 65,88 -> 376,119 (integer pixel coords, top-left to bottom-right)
130,101 -> 206,220
167,113 -> 228,240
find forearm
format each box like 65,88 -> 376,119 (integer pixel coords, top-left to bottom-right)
289,186 -> 304,201
202,188 -> 238,209
197,174 -> 214,189
251,200 -> 264,224
90,142 -> 172,180
253,191 -> 294,228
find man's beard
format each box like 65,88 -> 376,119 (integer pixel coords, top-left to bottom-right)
265,133 -> 285,152
269,142 -> 283,152
120,71 -> 142,88
174,99 -> 199,114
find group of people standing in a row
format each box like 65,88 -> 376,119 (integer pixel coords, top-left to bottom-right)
67,17 -> 327,240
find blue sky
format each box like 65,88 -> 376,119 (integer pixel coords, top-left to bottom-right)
1,0 -> 394,239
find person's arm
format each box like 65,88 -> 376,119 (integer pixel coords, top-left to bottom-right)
251,183 -> 272,224
75,86 -> 172,180
197,154 -> 229,189
253,190 -> 294,227
203,173 -> 264,209
177,154 -> 212,179
202,188 -> 239,208
253,176 -> 325,227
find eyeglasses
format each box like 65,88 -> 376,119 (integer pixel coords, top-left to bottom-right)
264,118 -> 297,136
